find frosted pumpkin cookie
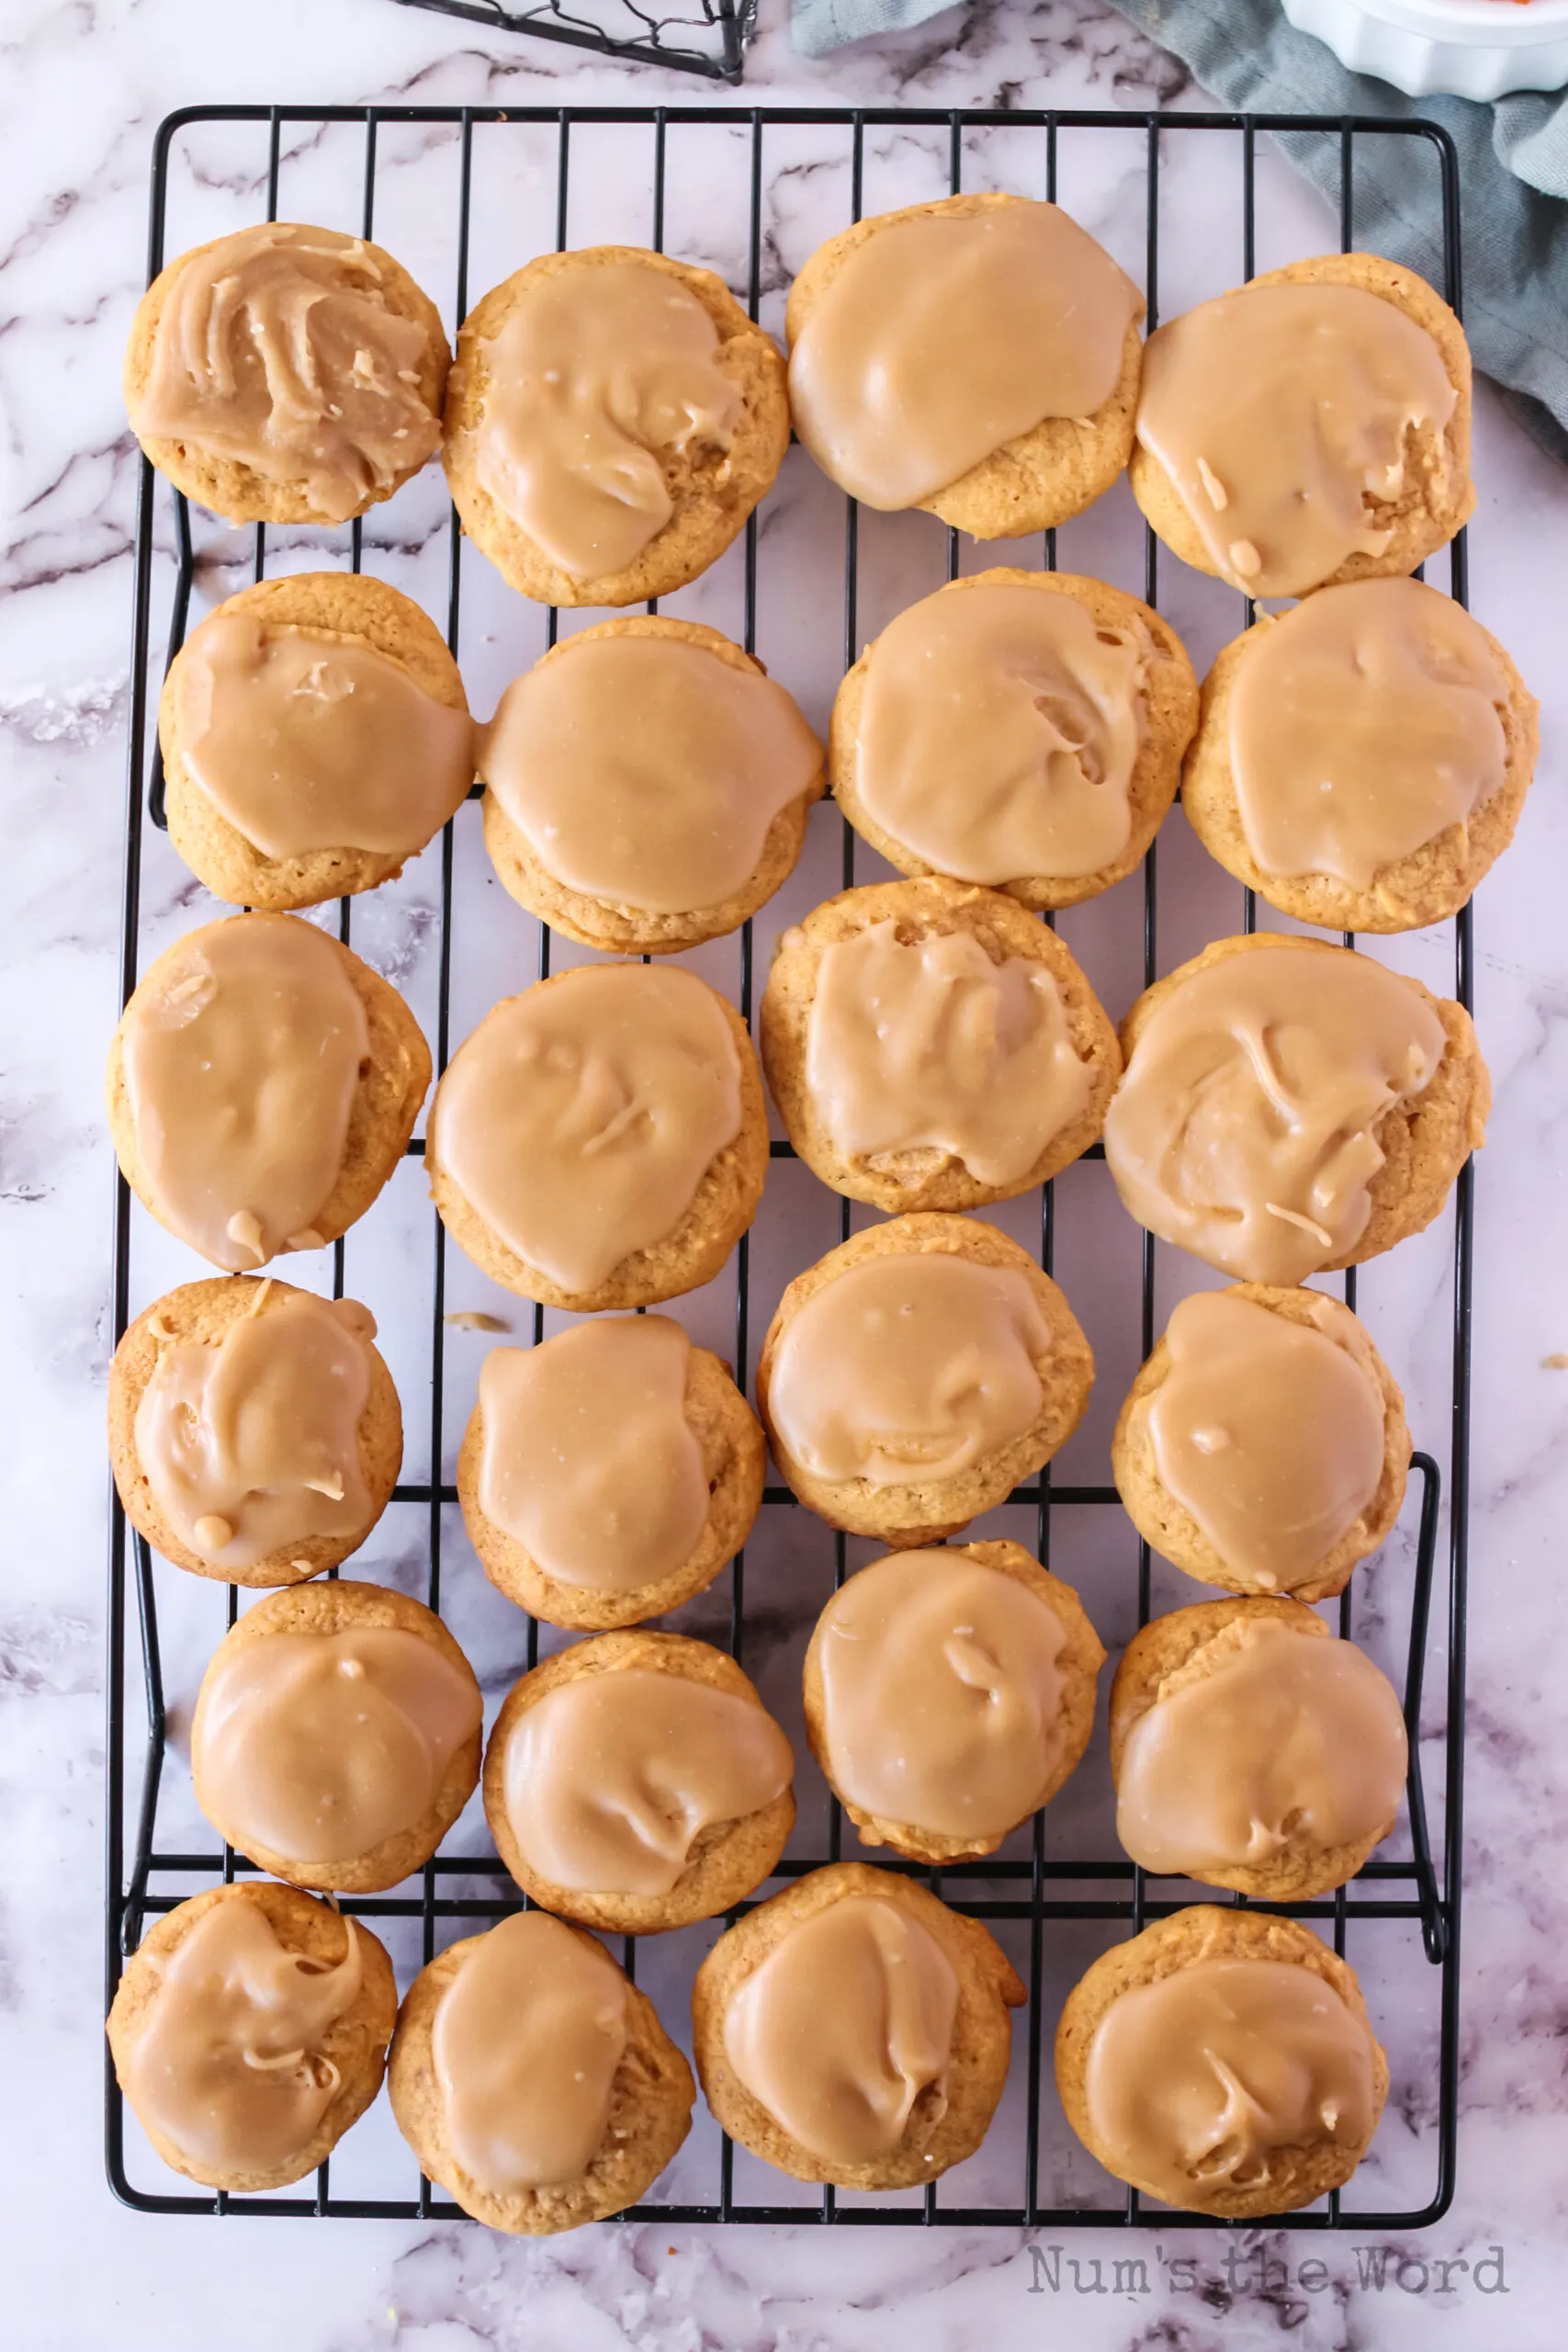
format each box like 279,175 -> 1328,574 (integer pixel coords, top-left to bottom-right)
107,1881 -> 398,2194
786,194 -> 1144,536
107,912 -> 431,1272
1132,254 -> 1473,597
125,222 -> 447,525
108,1275 -> 401,1589
757,1213 -> 1092,1546
457,1317 -> 765,1631
427,962 -> 767,1312
389,1909 -> 694,2233
190,1579 -> 482,1894
1182,578 -> 1537,933
830,571 -> 1197,910
483,1631 -> 794,1932
444,245 -> 789,608
478,616 -> 823,954
760,877 -> 1120,1213
1111,1283 -> 1410,1602
1055,1906 -> 1388,2217
1110,1600 -> 1408,1900
804,1541 -> 1104,1863
692,1862 -> 1025,2189
1102,933 -> 1488,1283
159,572 -> 474,912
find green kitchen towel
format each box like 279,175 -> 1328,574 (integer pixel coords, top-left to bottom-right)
793,0 -> 1568,462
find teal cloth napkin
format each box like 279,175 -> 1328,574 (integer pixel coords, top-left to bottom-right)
792,0 -> 1568,461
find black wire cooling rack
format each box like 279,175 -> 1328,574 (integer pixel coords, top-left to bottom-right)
389,0 -> 754,78
108,104 -> 1472,2230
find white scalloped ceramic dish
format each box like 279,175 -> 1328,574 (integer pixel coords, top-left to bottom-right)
1284,0 -> 1568,96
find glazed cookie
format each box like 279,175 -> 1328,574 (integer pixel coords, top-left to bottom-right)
757,1213 -> 1093,1546
427,962 -> 768,1312
108,1275 -> 401,1589
1055,1906 -> 1389,2217
189,1580 -> 483,1894
457,1317 -> 765,1631
692,1862 -> 1026,2189
1111,1284 -> 1411,1602
1102,933 -> 1488,1284
1110,1600 -> 1408,1900
160,572 -> 474,912
125,222 -> 447,525
829,571 -> 1198,910
803,1542 -> 1104,1863
483,1631 -> 795,1932
478,616 -> 824,954
389,1910 -> 694,2233
1132,254 -> 1473,597
107,1881 -> 398,2194
786,194 -> 1144,536
444,245 -> 790,608
107,912 -> 431,1273
1182,578 -> 1538,933
760,877 -> 1120,1213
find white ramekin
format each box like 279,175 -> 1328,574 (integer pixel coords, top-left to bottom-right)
1282,0 -> 1568,97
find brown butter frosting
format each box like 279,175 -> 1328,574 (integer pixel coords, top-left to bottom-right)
135,1288 -> 376,1572
855,582 -> 1148,884
1228,579 -> 1508,889
428,965 -> 742,1295
1135,281 -> 1455,596
129,224 -> 440,522
1142,1290 -> 1386,1589
197,1625 -> 482,1864
766,1251 -> 1050,1487
1117,1615 -> 1407,1877
120,1898 -> 363,2174
502,1668 -> 794,1895
1084,1957 -> 1377,2205
804,920 -> 1093,1187
474,260 -> 741,579
721,1893 -> 958,2163
119,914 -> 370,1272
789,202 -> 1142,510
477,1318 -> 708,1593
433,1912 -> 628,2192
479,634 -> 819,914
1102,945 -> 1446,1283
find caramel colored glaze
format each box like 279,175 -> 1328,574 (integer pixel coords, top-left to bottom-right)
477,1319 -> 708,1594
804,921 -> 1094,1190
1141,1290 -> 1386,1590
475,261 -> 741,579
118,913 -> 371,1272
135,1290 -> 376,1573
767,1252 -> 1050,1489
1135,281 -> 1455,596
854,582 -> 1149,885
1103,943 -> 1446,1283
196,1625 -> 482,1866
128,224 -> 441,521
1084,1957 -> 1378,2209
722,1894 -> 959,2165
1227,580 -> 1507,890
502,1668 -> 794,1896
432,1912 -> 629,2194
1117,1614 -> 1407,1880
174,611 -> 474,861
788,202 -> 1142,510
427,964 -> 743,1297
813,1550 -> 1067,1840
121,1896 -> 363,2176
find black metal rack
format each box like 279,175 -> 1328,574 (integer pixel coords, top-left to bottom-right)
108,104 -> 1472,2230
389,0 -> 753,80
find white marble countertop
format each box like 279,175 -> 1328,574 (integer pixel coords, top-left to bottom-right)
5,0 -> 1567,2344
